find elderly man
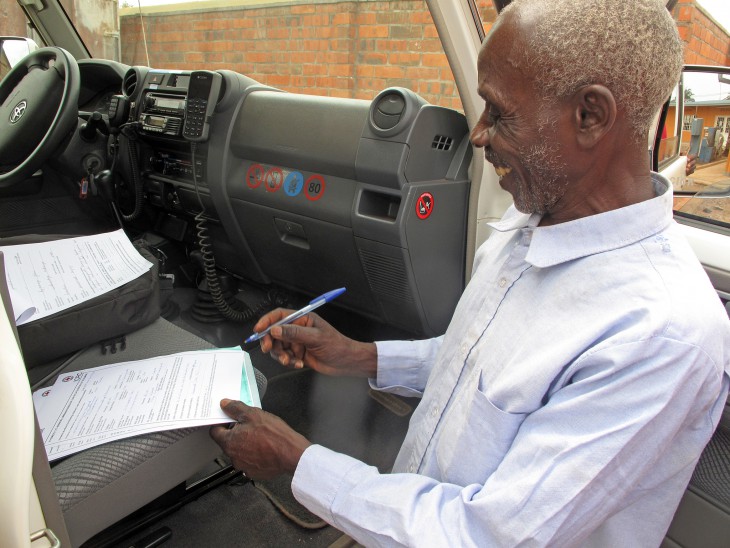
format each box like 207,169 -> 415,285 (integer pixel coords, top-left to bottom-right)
211,0 -> 730,545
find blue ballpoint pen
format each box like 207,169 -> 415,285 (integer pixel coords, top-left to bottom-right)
244,287 -> 346,344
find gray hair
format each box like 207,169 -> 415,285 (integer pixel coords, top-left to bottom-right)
502,0 -> 683,139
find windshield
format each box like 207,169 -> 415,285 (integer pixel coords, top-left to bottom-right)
49,0 -> 495,110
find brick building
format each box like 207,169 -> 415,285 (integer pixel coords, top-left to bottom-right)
116,0 -> 728,110
118,0 -> 477,110
2,0 -> 728,108
673,0 -> 730,65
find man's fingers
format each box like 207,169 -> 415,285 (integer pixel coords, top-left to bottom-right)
219,398 -> 251,422
209,423 -> 231,446
253,308 -> 295,333
272,321 -> 320,346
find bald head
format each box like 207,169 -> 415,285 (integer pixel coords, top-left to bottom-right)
495,0 -> 683,140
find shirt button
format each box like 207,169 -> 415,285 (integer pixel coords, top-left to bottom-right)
460,343 -> 469,355
431,405 -> 439,417
409,464 -> 416,473
499,277 -> 507,287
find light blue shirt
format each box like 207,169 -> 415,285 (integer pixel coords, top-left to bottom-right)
292,174 -> 730,547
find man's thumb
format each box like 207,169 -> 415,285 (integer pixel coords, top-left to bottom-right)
220,398 -> 250,421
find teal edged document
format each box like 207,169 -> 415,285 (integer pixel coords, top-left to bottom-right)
34,348 -> 260,461
207,346 -> 260,408
239,351 -> 261,408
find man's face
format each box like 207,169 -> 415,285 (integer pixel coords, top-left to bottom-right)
470,19 -> 573,216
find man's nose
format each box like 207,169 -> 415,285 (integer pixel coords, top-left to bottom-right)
470,124 -> 489,149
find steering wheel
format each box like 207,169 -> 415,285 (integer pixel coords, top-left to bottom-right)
0,47 -> 80,187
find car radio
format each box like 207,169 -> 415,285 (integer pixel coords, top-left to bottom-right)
139,92 -> 186,136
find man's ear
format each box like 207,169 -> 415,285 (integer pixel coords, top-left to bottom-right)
572,85 -> 617,149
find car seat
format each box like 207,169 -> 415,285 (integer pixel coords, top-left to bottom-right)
43,317 -> 267,546
0,249 -> 266,546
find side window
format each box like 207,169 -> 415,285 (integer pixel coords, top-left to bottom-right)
658,87 -> 682,165
661,70 -> 730,228
0,0 -> 46,79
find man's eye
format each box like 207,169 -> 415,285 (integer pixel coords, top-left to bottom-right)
487,106 -> 500,124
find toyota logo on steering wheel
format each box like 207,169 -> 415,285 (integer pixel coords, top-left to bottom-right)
9,100 -> 27,124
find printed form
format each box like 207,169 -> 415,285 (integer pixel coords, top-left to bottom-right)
34,349 -> 259,461
0,229 -> 152,325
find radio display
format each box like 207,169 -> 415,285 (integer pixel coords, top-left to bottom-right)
155,96 -> 184,111
146,115 -> 166,128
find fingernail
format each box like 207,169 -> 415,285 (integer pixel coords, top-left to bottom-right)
295,360 -> 303,369
271,326 -> 282,337
221,398 -> 231,407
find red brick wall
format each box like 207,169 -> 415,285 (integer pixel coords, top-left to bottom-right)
120,0 -> 495,110
673,0 -> 730,66
119,0 -> 730,109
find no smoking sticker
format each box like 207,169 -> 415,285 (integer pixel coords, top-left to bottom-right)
246,164 -> 265,189
416,192 -> 434,220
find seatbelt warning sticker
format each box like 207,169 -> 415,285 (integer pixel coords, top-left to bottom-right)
246,164 -> 265,189
416,192 -> 434,220
284,171 -> 304,196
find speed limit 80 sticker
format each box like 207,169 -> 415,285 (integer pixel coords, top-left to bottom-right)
304,175 -> 325,201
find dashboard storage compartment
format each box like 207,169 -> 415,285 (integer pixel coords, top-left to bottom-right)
220,88 -> 471,336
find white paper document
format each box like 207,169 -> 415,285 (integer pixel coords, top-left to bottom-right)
0,229 -> 153,325
34,349 -> 260,461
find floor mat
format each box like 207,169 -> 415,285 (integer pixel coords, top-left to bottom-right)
117,477 -> 343,548
254,475 -> 327,529
254,368 -> 416,529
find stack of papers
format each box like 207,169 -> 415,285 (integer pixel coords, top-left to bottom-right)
0,229 -> 153,326
33,349 -> 260,461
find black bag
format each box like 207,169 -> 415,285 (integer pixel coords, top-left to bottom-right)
2,234 -> 161,368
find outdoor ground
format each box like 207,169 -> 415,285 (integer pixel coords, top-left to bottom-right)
673,158 -> 730,224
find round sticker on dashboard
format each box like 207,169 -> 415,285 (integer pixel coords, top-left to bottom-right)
284,171 -> 304,196
416,192 -> 434,220
246,164 -> 265,189
304,174 -> 326,201
265,167 -> 284,192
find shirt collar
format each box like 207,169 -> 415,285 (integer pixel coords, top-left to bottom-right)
487,173 -> 674,268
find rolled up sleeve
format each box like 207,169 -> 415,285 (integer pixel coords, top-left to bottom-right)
370,336 -> 443,398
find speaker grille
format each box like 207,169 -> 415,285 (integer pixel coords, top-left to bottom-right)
359,248 -> 414,303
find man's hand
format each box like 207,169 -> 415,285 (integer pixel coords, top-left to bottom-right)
685,153 -> 697,176
210,399 -> 311,480
254,309 -> 377,378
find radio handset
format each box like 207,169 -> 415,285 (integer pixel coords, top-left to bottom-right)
183,71 -> 222,142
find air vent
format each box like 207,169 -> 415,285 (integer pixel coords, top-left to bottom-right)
368,87 -> 425,137
372,92 -> 405,130
431,135 -> 453,151
122,68 -> 139,97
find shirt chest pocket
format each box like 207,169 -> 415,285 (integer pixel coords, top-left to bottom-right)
435,368 -> 526,486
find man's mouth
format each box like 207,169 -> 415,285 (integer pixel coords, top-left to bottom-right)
484,151 -> 512,179
494,166 -> 512,178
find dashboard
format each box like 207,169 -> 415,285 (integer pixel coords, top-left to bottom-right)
74,60 -> 473,337
77,60 -> 128,116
